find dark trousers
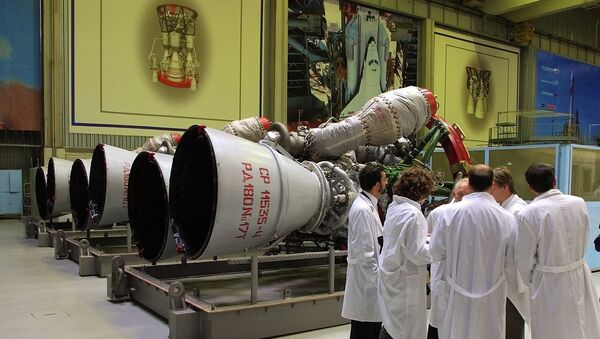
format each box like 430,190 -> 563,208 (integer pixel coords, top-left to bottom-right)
350,320 -> 382,339
427,324 -> 439,339
506,299 -> 525,339
380,324 -> 438,339
378,326 -> 393,339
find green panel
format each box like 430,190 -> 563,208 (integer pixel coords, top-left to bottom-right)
430,4 -> 444,22
540,36 -> 550,51
419,19 -> 435,89
489,147 -> 556,201
586,51 -> 595,64
484,20 -> 497,36
531,36 -> 540,49
571,147 -> 600,202
443,8 -> 458,27
550,39 -> 560,53
458,12 -> 471,31
396,0 -> 414,14
380,0 -> 396,9
472,16 -> 484,33
431,149 -> 484,182
470,150 -> 485,166
413,0 -> 429,18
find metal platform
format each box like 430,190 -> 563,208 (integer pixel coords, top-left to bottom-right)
27,219 -> 73,246
108,249 -> 349,339
29,218 -> 129,248
55,229 -> 147,277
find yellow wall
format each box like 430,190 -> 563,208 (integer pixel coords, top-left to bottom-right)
434,29 -> 519,147
72,0 -> 262,136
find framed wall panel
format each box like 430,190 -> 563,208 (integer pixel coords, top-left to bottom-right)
72,0 -> 262,136
433,28 -> 519,147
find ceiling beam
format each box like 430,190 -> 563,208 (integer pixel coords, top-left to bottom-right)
481,0 -> 541,15
502,0 -> 600,22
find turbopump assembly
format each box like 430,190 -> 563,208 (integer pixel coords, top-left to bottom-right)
159,86 -> 470,260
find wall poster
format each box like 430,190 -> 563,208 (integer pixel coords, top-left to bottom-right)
287,0 -> 420,129
0,0 -> 42,132
536,51 -> 600,145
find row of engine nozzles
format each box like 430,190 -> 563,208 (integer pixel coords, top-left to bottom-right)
32,130 -> 325,264
32,86 -> 439,263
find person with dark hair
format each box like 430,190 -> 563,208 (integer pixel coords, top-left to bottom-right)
515,163 -> 600,339
342,163 -> 387,339
523,163 -> 555,193
377,166 -> 434,339
426,177 -> 472,339
430,164 -> 515,339
491,167 -> 529,339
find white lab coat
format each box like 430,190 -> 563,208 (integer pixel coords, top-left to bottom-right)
430,192 -> 515,339
378,196 -> 431,339
501,194 -> 531,324
427,203 -> 453,329
515,189 -> 600,339
342,191 -> 383,322
501,193 -> 527,215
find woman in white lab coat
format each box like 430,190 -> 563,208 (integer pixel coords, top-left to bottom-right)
378,166 -> 435,339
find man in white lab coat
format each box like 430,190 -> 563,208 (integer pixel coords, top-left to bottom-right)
342,163 -> 387,339
515,163 -> 600,339
427,177 -> 472,339
490,167 -> 529,339
430,164 -> 515,339
450,178 -> 470,203
378,166 -> 435,339
491,167 -> 528,215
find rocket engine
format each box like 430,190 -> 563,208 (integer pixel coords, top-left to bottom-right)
46,157 -> 74,218
69,159 -> 91,230
161,86 -> 449,260
32,166 -> 48,220
88,144 -> 138,229
99,86 -> 469,262
127,152 -> 176,262
169,127 -> 333,259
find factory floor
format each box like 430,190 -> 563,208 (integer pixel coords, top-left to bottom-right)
1,218 -> 599,339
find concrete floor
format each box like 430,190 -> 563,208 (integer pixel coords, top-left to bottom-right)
1,218 -> 599,339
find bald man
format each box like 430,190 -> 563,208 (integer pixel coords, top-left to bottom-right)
431,165 -> 515,339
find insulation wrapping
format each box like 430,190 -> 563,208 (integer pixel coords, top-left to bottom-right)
307,86 -> 431,160
222,117 -> 270,142
135,133 -> 182,154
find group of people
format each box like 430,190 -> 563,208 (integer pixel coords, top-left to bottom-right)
342,162 -> 600,339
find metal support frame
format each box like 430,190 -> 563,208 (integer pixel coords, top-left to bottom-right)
108,256 -> 130,301
54,230 -> 69,259
37,221 -> 50,247
329,246 -> 335,294
108,250 -> 349,339
78,239 -> 96,276
168,281 -> 198,339
59,226 -> 148,277
24,218 -> 37,239
32,217 -> 128,248
250,255 -> 258,304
